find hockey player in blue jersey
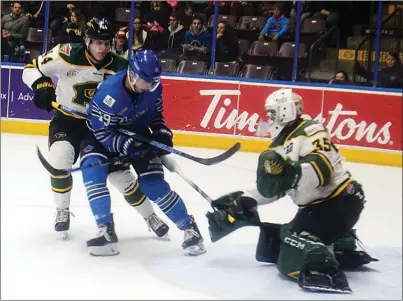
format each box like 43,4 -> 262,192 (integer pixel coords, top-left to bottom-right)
80,50 -> 206,256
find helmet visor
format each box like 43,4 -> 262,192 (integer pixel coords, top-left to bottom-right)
128,71 -> 161,92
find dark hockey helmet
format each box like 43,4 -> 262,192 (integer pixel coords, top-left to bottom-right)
85,17 -> 113,41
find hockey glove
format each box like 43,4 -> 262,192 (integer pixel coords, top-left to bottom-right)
32,77 -> 56,112
256,150 -> 301,198
206,191 -> 261,242
151,126 -> 173,157
122,138 -> 154,160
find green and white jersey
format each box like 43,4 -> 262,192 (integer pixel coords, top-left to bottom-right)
258,118 -> 353,206
22,43 -> 128,115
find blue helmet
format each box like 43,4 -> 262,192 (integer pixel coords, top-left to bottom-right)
128,50 -> 161,92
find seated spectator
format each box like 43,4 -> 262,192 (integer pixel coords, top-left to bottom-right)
57,9 -> 85,44
329,71 -> 351,85
112,30 -> 128,58
215,20 -> 239,63
143,1 -> 169,30
180,14 -> 211,62
126,17 -> 148,54
310,1 -> 340,29
24,1 -> 45,28
49,2 -> 76,38
159,13 -> 186,59
258,3 -> 289,41
356,52 -> 403,89
1,2 -> 29,51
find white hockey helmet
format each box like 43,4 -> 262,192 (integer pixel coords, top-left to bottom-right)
264,88 -> 303,139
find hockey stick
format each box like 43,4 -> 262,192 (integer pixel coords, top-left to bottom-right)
50,102 -> 241,166
36,146 -> 132,176
161,156 -> 214,203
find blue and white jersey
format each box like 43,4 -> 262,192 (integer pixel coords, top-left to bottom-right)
87,70 -> 166,153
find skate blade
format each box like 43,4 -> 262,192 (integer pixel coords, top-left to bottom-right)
156,233 -> 171,241
88,243 -> 120,257
56,231 -> 68,240
186,243 -> 207,256
302,285 -> 352,294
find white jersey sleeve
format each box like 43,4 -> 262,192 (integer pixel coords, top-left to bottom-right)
22,44 -> 67,89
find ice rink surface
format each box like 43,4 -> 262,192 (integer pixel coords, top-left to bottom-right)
1,133 -> 402,300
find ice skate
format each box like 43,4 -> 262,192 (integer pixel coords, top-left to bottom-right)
145,213 -> 170,240
182,216 -> 206,256
87,215 -> 119,256
54,208 -> 74,240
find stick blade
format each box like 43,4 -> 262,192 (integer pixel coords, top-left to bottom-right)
36,146 -> 69,176
196,142 -> 241,165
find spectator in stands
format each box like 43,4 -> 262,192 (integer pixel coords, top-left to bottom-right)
143,1 -> 169,30
49,2 -> 77,37
1,2 -> 29,49
329,71 -> 351,85
356,52 -> 403,89
159,13 -> 186,59
180,14 -> 211,62
258,3 -> 289,41
309,1 -> 341,29
57,9 -> 85,44
112,30 -> 127,58
24,1 -> 45,27
123,17 -> 149,57
215,20 -> 239,63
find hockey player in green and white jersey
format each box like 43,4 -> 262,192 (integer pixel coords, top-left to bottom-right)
206,88 -> 377,293
22,18 -> 169,241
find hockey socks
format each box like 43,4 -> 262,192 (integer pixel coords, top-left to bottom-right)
140,174 -> 191,230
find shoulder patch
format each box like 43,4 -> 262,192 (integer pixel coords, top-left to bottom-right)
304,123 -> 325,136
59,44 -> 72,56
103,95 -> 116,108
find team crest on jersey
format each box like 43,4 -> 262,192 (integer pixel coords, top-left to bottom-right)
55,132 -> 67,139
66,69 -> 78,78
103,95 -> 116,108
84,89 -> 96,99
264,159 -> 283,175
59,44 -> 72,56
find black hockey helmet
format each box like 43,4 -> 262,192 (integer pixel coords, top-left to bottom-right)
85,17 -> 113,41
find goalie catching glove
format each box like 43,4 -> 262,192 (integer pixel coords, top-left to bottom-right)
206,191 -> 261,242
257,149 -> 302,198
32,76 -> 56,112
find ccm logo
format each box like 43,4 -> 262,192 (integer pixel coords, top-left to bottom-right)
284,237 -> 305,249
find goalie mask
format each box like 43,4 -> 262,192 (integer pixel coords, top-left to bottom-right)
264,88 -> 303,139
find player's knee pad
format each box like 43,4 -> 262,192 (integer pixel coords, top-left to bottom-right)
139,173 -> 170,202
49,141 -> 75,199
108,169 -> 148,207
49,141 -> 75,169
255,223 -> 282,264
277,223 -> 339,281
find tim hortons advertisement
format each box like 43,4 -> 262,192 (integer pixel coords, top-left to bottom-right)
1,65 -> 401,152
162,78 -> 402,152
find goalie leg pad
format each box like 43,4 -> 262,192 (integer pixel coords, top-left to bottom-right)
333,230 -> 379,269
277,224 -> 351,293
255,222 -> 282,263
